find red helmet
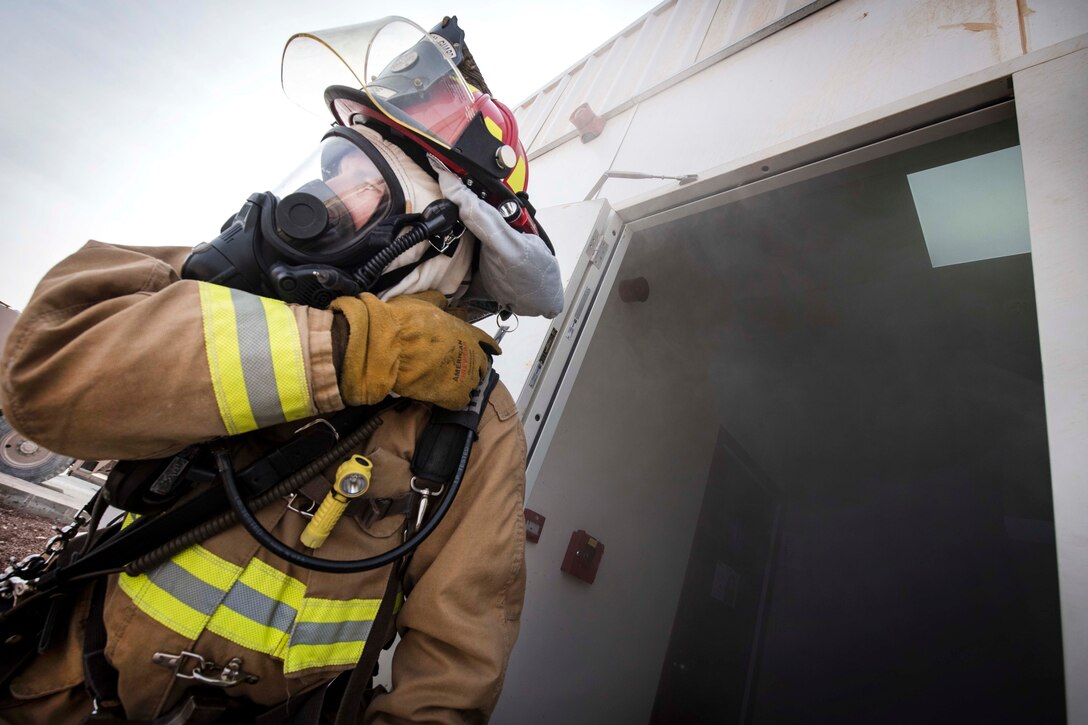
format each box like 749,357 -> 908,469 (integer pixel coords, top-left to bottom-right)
282,16 -> 537,234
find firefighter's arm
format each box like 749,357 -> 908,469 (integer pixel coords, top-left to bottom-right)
0,242 -> 494,462
0,241 -> 344,461
366,384 -> 527,725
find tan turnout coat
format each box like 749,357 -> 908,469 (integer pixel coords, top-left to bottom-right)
0,242 -> 527,724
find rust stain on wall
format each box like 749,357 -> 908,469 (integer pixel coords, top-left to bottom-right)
939,22 -> 998,32
1017,0 -> 1034,54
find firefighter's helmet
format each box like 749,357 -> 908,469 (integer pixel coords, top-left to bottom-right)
282,16 -> 535,232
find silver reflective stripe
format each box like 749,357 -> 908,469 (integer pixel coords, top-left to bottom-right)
229,288 -> 288,429
148,560 -> 227,616
221,581 -> 298,634
291,619 -> 375,647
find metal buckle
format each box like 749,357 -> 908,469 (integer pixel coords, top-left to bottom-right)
410,476 -> 445,499
152,650 -> 259,688
286,493 -> 317,519
294,417 -> 339,442
429,226 -> 464,255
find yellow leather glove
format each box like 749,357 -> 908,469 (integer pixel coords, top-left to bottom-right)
329,291 -> 501,410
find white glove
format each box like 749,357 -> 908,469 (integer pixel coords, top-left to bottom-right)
431,158 -> 564,319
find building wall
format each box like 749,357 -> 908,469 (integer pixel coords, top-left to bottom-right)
517,0 -> 1088,212
501,0 -> 1088,721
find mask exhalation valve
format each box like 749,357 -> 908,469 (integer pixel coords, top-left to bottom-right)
276,192 -> 329,240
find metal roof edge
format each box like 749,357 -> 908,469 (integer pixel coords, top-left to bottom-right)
513,0 -> 676,109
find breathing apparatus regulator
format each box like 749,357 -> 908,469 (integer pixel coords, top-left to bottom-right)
182,14 -> 552,313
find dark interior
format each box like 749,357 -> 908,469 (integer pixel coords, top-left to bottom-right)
629,118 -> 1065,723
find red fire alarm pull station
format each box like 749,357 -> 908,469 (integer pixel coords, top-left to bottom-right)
524,509 -> 545,543
561,530 -> 604,584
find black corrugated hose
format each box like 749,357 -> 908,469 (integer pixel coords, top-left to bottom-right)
124,415 -> 384,575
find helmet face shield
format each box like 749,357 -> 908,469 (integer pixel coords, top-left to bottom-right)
282,16 -> 475,150
282,15 -> 541,237
267,130 -> 402,262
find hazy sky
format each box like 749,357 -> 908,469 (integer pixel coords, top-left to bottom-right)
0,0 -> 660,310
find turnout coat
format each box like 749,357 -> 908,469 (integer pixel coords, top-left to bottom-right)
0,242 -> 527,724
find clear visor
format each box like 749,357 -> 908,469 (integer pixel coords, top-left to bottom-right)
272,135 -> 393,255
281,16 -> 477,150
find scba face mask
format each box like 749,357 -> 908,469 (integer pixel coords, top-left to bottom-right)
182,125 -> 465,308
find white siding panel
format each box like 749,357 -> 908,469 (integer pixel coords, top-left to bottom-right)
516,76 -> 570,154
598,0 -> 1024,204
1025,0 -> 1088,52
530,1 -> 714,150
527,107 -> 641,210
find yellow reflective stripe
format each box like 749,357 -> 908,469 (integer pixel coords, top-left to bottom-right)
285,642 -> 365,673
118,572 -> 208,640
175,544 -> 242,591
297,595 -> 382,624
237,556 -> 304,602
259,297 -> 312,423
507,154 -> 527,194
283,593 -> 403,674
198,283 -> 315,435
483,115 -> 503,141
198,282 -> 257,435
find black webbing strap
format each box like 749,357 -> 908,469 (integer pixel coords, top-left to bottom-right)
254,677 -> 332,725
324,373 -> 501,724
83,576 -> 123,719
39,404 -> 388,591
332,562 -> 401,725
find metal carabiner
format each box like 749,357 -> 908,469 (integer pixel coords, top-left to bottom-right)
493,312 -> 519,345
409,477 -> 446,534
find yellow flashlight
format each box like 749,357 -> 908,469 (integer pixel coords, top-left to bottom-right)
299,455 -> 372,549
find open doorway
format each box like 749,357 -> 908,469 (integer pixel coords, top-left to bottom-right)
498,113 -> 1064,724
633,115 -> 1064,722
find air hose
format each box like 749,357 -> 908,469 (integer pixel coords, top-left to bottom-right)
355,199 -> 459,291
124,414 -> 384,575
217,425 -> 473,573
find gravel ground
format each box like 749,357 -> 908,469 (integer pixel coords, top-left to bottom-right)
0,501 -> 58,566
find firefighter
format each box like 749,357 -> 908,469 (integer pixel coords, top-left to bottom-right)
0,16 -> 560,724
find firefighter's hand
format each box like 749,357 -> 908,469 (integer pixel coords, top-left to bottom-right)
330,291 -> 501,410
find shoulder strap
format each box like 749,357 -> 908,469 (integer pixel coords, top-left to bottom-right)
327,372 -> 501,724
83,576 -> 124,720
331,561 -> 401,725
